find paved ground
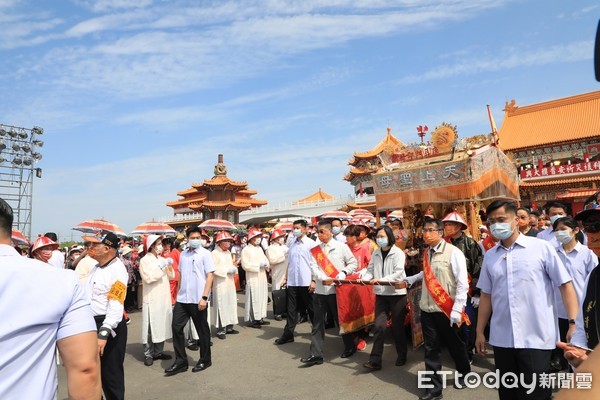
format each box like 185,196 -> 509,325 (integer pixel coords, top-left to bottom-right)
58,294 -> 501,400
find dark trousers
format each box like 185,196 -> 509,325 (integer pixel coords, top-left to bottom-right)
310,293 -> 354,358
94,316 -> 127,400
281,286 -> 314,339
460,296 -> 478,354
551,318 -> 569,369
172,302 -> 211,365
421,311 -> 471,393
493,346 -> 552,400
369,294 -> 407,365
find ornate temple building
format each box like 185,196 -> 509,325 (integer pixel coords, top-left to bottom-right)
293,188 -> 334,204
499,90 -> 600,214
166,154 -> 267,227
343,128 -> 405,211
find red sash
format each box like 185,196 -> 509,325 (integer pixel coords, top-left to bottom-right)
423,250 -> 470,327
482,236 -> 496,252
310,245 -> 340,278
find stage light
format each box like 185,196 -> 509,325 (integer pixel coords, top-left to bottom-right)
12,157 -> 22,165
0,156 -> 5,163
32,152 -> 42,161
32,140 -> 44,148
0,128 -> 6,137
21,143 -> 31,153
12,142 -> 21,151
31,126 -> 43,135
18,129 -> 27,139
0,140 -> 5,150
8,128 -> 18,138
22,157 -> 33,166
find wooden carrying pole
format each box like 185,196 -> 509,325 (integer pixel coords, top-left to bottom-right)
322,279 -> 407,289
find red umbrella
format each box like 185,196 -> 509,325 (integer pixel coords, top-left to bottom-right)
320,210 -> 351,220
274,222 -> 293,232
349,209 -> 374,218
199,219 -> 236,232
132,221 -> 177,236
73,218 -> 127,238
11,228 -> 29,245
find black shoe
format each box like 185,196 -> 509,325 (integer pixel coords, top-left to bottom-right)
453,378 -> 467,390
226,329 -> 239,334
192,361 -> 212,372
418,392 -> 443,400
550,358 -> 562,372
300,355 -> 323,366
153,353 -> 172,360
248,322 -> 262,329
325,322 -> 335,329
274,315 -> 283,321
340,348 -> 357,358
395,357 -> 407,366
144,357 -> 153,366
274,337 -> 294,345
187,341 -> 199,351
258,319 -> 270,325
216,332 -> 226,340
362,361 -> 381,371
298,315 -> 308,324
164,363 -> 188,376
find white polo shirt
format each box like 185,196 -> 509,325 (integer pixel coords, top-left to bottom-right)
0,244 -> 96,399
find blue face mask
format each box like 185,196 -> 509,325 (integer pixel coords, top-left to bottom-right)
550,214 -> 564,225
188,239 -> 201,249
292,229 -> 302,237
490,223 -> 514,240
376,237 -> 389,247
332,226 -> 341,235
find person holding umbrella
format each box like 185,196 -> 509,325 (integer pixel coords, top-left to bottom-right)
241,228 -> 270,328
139,235 -> 175,366
211,231 -> 239,339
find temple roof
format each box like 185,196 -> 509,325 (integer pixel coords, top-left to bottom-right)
293,188 -> 334,204
351,128 -> 405,163
519,175 -> 600,188
499,90 -> 600,151
193,175 -> 248,189
177,187 -> 198,196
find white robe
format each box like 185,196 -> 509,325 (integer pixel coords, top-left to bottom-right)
211,247 -> 239,327
140,253 -> 174,344
266,243 -> 288,291
241,244 -> 269,321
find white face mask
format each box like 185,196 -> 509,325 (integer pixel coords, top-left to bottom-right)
276,237 -> 284,245
292,229 -> 302,237
555,230 -> 574,245
550,214 -> 565,225
155,244 -> 163,254
200,239 -> 208,247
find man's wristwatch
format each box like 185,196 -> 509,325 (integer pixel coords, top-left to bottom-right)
201,296 -> 208,301
98,327 -> 111,340
568,319 -> 576,325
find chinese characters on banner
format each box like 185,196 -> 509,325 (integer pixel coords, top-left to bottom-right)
520,161 -> 600,180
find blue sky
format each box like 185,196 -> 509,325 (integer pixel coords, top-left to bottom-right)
0,0 -> 598,241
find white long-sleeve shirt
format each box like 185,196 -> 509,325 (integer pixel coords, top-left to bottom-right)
86,256 -> 128,331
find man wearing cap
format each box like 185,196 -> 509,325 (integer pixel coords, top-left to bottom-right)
300,220 -> 358,366
86,232 -> 129,400
266,229 -> 289,321
67,246 -> 83,270
475,200 -> 578,400
0,199 -> 101,399
274,220 -> 316,345
241,228 -> 270,328
139,235 -> 175,366
166,226 -> 215,376
442,211 -> 483,363
211,231 -> 239,339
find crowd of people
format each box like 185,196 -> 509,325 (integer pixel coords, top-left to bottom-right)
2,194 -> 600,400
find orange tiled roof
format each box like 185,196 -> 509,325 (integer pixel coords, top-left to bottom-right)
193,175 -> 247,189
519,175 -> 600,188
237,189 -> 258,195
353,128 -> 405,161
293,188 -> 334,204
346,201 -> 377,210
194,200 -> 251,209
177,187 -> 198,196
557,189 -> 598,199
498,90 -> 600,151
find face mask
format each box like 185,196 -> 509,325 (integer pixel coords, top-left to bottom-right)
422,232 -> 439,246
155,244 -> 163,254
555,230 -> 574,245
276,237 -> 284,245
36,249 -> 53,263
292,229 -> 302,237
490,223 -> 514,240
550,214 -> 564,225
188,239 -> 201,249
342,225 -> 347,232
332,226 -> 341,235
201,239 -> 210,247
376,237 -> 388,247
444,225 -> 460,237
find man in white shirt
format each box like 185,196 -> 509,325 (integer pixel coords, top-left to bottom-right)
45,232 -> 65,269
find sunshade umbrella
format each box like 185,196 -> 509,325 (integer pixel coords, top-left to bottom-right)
320,210 -> 351,220
11,228 -> 29,245
387,210 -> 404,220
274,221 -> 293,232
199,219 -> 236,232
349,209 -> 374,218
73,218 -> 127,238
132,221 -> 177,236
